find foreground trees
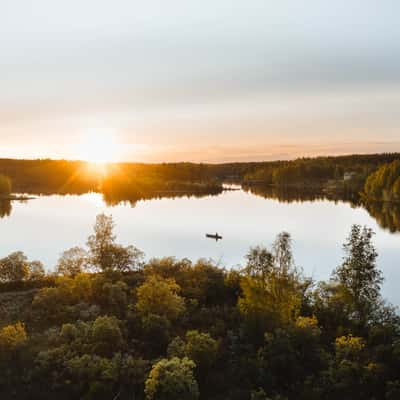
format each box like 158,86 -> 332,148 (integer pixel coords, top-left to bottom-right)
55,246 -> 89,276
54,213 -> 144,277
145,357 -> 199,400
239,232 -> 307,341
0,251 -> 44,282
0,216 -> 399,399
333,225 -> 383,330
136,275 -> 185,321
87,213 -> 144,273
0,322 -> 27,352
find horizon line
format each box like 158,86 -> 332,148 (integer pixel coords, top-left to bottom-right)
1,150 -> 400,166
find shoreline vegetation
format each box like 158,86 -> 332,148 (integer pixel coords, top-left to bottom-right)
0,214 -> 399,399
0,194 -> 35,201
1,153 -> 400,231
0,153 -> 399,200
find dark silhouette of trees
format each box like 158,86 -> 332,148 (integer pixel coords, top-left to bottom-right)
0,175 -> 11,196
0,199 -> 12,218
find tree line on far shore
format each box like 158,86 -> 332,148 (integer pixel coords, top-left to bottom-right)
0,175 -> 11,196
1,153 -> 400,199
364,160 -> 400,202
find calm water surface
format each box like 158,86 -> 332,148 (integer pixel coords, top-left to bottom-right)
1,190 -> 399,304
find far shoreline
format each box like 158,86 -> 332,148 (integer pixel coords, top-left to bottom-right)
0,194 -> 36,201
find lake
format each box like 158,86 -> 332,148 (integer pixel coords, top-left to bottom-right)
1,188 -> 400,305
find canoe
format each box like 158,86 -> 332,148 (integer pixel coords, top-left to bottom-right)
206,233 -> 223,240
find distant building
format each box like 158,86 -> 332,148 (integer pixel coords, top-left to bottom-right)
344,172 -> 357,181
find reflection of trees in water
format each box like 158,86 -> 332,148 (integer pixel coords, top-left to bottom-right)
245,184 -> 400,233
0,188 -> 222,217
244,185 -> 326,203
0,200 -> 12,218
243,184 -> 360,205
6,182 -> 400,233
15,178 -> 224,209
102,189 -> 222,208
364,201 -> 400,233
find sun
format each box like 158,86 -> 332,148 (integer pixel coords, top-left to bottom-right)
78,129 -> 119,164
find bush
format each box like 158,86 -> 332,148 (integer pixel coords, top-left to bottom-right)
145,357 -> 199,400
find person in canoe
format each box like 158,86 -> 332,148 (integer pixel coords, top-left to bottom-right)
206,232 -> 223,241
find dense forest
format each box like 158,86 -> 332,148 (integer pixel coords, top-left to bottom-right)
0,214 -> 399,399
243,153 -> 400,193
1,153 -> 400,200
364,160 -> 400,202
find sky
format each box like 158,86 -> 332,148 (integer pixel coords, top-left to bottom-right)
1,0 -> 400,163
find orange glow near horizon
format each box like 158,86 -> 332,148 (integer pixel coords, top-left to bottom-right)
84,161 -> 110,178
77,129 -> 120,164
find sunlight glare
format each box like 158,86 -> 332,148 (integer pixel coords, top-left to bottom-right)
78,129 -> 119,164
83,192 -> 107,209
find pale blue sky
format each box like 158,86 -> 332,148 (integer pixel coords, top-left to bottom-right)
1,0 -> 400,162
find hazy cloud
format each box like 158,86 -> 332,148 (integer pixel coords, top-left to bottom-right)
1,0 -> 400,161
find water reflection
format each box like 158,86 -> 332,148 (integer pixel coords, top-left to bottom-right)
364,201 -> 400,233
3,185 -> 400,235
243,184 -> 359,204
1,189 -> 400,304
1,183 -> 223,214
244,184 -> 400,233
102,188 -> 222,208
0,200 -> 11,218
